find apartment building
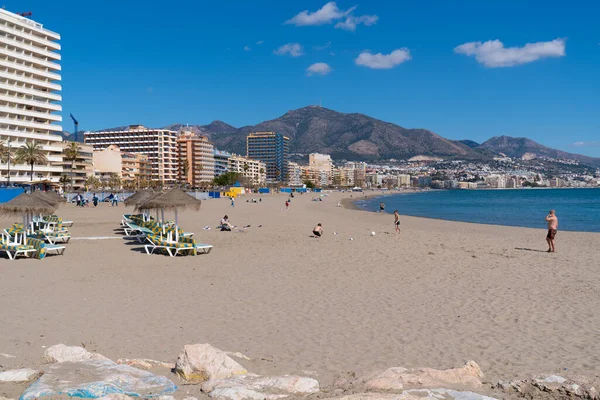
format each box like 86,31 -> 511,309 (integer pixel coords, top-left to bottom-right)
246,131 -> 289,182
213,149 -> 231,177
85,125 -> 178,184
56,141 -> 93,189
228,153 -> 266,186
287,162 -> 303,186
176,131 -> 215,186
0,9 -> 63,184
122,152 -> 151,183
309,153 -> 333,173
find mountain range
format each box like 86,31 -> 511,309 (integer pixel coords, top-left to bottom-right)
79,106 -> 600,167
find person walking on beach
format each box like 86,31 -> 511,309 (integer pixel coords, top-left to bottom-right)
394,210 -> 400,234
92,193 -> 99,207
285,200 -> 289,210
231,197 -> 235,208
111,193 -> 118,207
545,210 -> 558,252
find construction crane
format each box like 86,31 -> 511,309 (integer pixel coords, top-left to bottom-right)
69,113 -> 79,142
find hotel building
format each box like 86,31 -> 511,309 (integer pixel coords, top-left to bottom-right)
122,152 -> 151,183
246,131 -> 289,183
176,132 -> 215,186
213,149 -> 231,177
85,125 -> 178,184
0,9 -> 63,184
228,154 -> 266,186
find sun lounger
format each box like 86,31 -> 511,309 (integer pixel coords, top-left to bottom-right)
44,243 -> 66,255
0,240 -> 36,260
31,230 -> 71,244
123,222 -> 154,237
144,235 -> 202,257
196,243 -> 213,254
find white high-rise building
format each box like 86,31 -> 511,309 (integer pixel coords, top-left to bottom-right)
0,9 -> 63,184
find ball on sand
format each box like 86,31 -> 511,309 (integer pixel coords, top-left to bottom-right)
371,231 -> 376,236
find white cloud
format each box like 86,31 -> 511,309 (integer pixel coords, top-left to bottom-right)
274,43 -> 305,57
314,41 -> 332,51
572,141 -> 600,147
335,14 -> 378,31
286,2 -> 377,30
256,40 -> 264,45
454,38 -> 566,68
244,45 -> 252,51
285,2 -> 350,26
355,48 -> 411,69
307,62 -> 333,76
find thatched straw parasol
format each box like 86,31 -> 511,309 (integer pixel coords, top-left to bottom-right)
44,190 -> 67,204
0,193 -> 56,215
136,188 -> 201,241
124,189 -> 156,207
31,191 -> 60,207
0,193 -> 57,239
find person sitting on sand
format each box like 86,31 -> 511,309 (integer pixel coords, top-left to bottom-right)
313,223 -> 323,238
220,215 -> 234,231
545,210 -> 558,252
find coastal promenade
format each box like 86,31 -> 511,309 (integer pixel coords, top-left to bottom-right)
1,192 -> 599,398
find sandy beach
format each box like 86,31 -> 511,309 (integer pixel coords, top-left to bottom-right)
1,191 -> 600,398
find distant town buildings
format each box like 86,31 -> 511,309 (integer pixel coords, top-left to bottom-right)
228,154 -> 266,186
84,125 -> 178,184
0,9 -> 63,184
246,132 -> 289,182
213,150 -> 231,177
176,132 -> 215,186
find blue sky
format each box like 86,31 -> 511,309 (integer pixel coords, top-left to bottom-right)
15,0 -> 600,156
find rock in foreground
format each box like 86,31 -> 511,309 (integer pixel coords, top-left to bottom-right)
325,389 -> 497,400
173,344 -> 248,383
42,344 -> 108,363
497,375 -> 600,399
0,368 -> 42,384
201,374 -> 320,400
362,361 -> 484,391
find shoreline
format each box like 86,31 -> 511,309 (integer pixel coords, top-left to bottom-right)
343,189 -> 600,234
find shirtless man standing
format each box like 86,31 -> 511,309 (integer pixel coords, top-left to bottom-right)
545,210 -> 558,253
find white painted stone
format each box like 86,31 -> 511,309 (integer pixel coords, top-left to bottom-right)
202,374 -> 319,400
116,358 -> 175,370
173,343 -> 248,383
42,344 -> 108,363
0,368 -> 42,383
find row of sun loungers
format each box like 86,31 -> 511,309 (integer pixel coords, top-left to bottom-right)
1,215 -> 71,260
121,214 -> 213,257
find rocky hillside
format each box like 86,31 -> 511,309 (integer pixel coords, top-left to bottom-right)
479,136 -> 600,167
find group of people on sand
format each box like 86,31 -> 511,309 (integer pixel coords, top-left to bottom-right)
313,199 -> 559,253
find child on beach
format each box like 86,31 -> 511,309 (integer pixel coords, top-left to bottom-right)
394,210 -> 400,234
313,223 -> 323,238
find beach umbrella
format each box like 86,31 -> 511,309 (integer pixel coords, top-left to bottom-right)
31,191 -> 60,207
136,188 -> 201,242
125,189 -> 158,221
0,193 -> 57,240
44,190 -> 67,204
124,189 -> 156,207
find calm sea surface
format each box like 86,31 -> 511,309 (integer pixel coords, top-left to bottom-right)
356,188 -> 600,232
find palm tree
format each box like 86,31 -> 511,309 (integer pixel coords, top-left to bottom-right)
64,142 -> 81,188
0,140 -> 10,163
108,174 -> 122,191
14,141 -> 48,182
59,174 -> 70,193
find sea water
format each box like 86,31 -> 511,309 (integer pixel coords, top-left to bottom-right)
357,188 -> 600,232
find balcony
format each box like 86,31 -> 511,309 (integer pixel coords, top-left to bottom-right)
0,117 -> 62,131
0,129 -> 62,142
0,21 -> 61,52
0,93 -> 61,112
0,36 -> 62,66
0,55 -> 61,81
0,70 -> 61,91
0,81 -> 61,101
0,46 -> 61,74
0,105 -> 61,121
